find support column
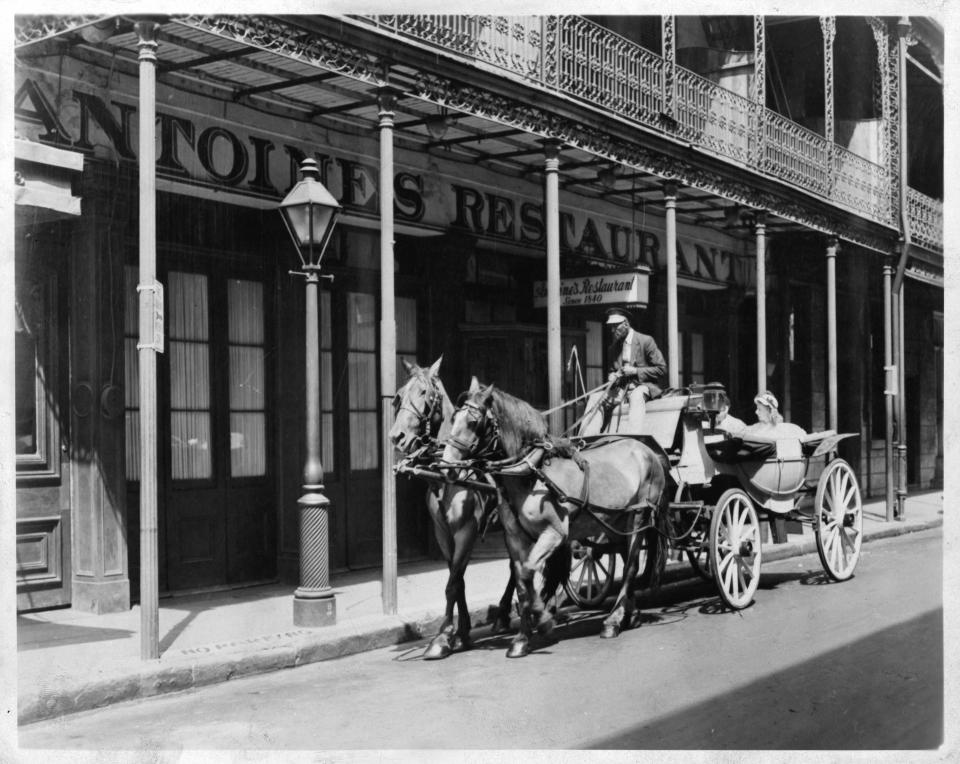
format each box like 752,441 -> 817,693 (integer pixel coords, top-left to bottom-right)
663,181 -> 679,389
135,20 -> 160,660
883,257 -> 895,521
543,140 -> 562,433
754,211 -> 768,394
821,16 -> 837,192
378,87 -> 398,614
825,236 -> 838,432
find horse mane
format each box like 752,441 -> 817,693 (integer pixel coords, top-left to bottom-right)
434,377 -> 455,441
486,387 -> 548,458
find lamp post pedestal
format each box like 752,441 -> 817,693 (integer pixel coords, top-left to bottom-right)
292,268 -> 336,628
293,489 -> 336,627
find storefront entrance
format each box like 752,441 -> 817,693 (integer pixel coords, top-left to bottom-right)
126,259 -> 276,593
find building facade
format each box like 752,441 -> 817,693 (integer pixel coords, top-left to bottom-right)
13,15 -> 943,613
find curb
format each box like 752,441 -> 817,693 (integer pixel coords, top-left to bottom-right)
19,516 -> 941,725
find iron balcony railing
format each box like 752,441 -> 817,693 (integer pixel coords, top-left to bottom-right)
358,14 -> 941,249
907,188 -> 944,253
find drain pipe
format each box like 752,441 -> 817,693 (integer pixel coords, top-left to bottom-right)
891,15 -> 912,520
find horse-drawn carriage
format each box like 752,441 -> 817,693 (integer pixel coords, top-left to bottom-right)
390,359 -> 863,658
566,384 -> 863,611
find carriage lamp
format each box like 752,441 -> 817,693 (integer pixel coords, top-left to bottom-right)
702,382 -> 726,429
280,158 -> 341,627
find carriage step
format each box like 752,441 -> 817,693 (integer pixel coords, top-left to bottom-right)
669,501 -> 704,512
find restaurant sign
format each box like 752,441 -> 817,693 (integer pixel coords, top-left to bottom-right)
533,269 -> 649,309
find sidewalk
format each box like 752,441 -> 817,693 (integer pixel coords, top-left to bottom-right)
17,491 -> 943,725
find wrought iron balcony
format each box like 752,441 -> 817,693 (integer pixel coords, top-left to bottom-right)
358,14 -> 941,251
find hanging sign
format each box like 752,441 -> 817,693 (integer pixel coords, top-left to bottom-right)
533,269 -> 649,309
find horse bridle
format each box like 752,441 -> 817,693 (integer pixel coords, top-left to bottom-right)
394,373 -> 443,447
445,399 -> 501,461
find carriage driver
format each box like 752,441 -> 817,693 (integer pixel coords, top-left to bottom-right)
602,307 -> 667,432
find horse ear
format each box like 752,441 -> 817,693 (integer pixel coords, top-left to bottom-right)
428,355 -> 443,378
469,376 -> 480,393
482,383 -> 496,404
402,358 -> 416,376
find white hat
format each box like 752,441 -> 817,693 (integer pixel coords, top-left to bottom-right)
605,312 -> 628,325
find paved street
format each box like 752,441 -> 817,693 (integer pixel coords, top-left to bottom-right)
20,528 -> 942,752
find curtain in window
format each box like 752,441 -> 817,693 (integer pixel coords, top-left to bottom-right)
228,279 -> 266,477
347,292 -> 377,470
169,272 -> 211,480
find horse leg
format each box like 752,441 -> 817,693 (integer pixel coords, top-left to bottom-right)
449,517 -> 480,652
490,575 -> 515,635
602,516 -> 643,639
506,557 -> 535,659
522,525 -> 566,635
424,492 -> 458,660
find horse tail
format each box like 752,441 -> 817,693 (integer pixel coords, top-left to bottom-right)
647,481 -> 671,594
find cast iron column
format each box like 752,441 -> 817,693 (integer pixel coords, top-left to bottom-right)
135,19 -> 160,661
378,87 -> 398,614
664,181 -> 679,389
544,140 -> 562,433
755,212 -> 767,395
293,267 -> 336,626
883,257 -> 895,521
825,237 -> 838,432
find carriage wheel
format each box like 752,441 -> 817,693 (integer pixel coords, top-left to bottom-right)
814,458 -> 863,581
563,534 -> 617,608
709,489 -> 763,610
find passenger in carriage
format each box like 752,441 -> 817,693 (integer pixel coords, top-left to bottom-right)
715,391 -> 747,437
742,390 -> 806,440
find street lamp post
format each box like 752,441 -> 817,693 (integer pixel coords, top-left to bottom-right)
279,158 -> 341,627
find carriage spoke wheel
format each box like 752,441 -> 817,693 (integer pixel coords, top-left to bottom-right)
814,458 -> 863,581
563,534 -> 616,608
709,489 -> 762,610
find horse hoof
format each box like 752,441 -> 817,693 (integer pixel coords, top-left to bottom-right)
424,637 -> 453,660
451,634 -> 473,652
600,623 -> 621,639
506,640 -> 530,659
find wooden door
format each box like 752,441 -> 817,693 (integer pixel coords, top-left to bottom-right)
162,269 -> 275,591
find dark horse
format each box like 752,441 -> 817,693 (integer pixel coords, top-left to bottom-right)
443,378 -> 669,658
388,357 -> 517,659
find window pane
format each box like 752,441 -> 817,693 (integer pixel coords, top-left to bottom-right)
229,346 -> 264,410
396,297 -> 417,353
348,352 -> 377,408
125,411 -> 141,480
230,413 -> 266,477
124,337 -> 140,409
322,413 -> 335,473
168,272 -> 209,340
321,350 -> 333,411
347,292 -> 376,351
170,341 -> 210,409
15,331 -> 38,455
320,291 -> 331,350
171,411 -> 212,479
586,321 -> 602,366
228,279 -> 264,344
349,412 -> 378,470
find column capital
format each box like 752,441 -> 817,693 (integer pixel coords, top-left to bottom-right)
540,138 -> 563,160
377,85 -> 402,116
825,235 -> 840,253
134,19 -> 160,59
662,180 -> 678,198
